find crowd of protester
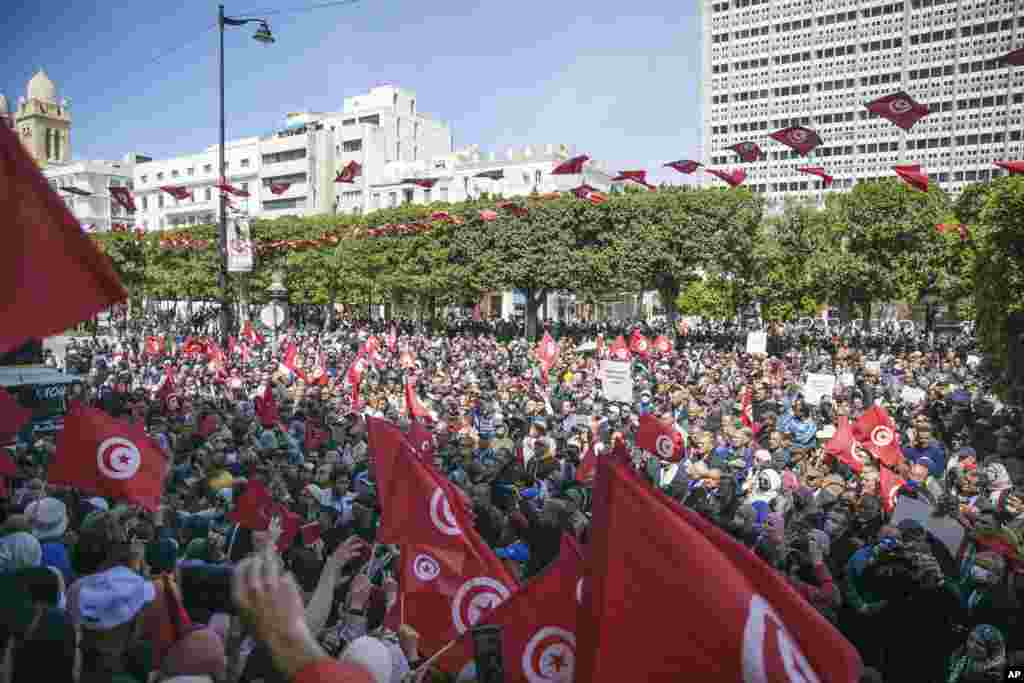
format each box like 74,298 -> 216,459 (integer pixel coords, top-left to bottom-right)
2,314 -> 1022,682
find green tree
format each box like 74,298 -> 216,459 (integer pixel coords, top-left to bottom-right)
822,179 -> 950,321
675,276 -> 731,319
972,177 -> 1024,375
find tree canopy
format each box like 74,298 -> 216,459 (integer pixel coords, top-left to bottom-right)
89,177 -> 1024,365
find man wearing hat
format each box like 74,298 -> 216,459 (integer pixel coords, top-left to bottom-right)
25,497 -> 73,583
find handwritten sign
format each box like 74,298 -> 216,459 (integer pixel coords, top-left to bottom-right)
803,373 -> 836,406
901,386 -> 926,405
746,331 -> 767,355
602,360 -> 633,403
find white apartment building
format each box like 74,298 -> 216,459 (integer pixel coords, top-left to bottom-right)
701,0 -> 1024,209
131,85 -> 452,229
44,155 -> 145,232
133,137 -> 260,230
347,143 -> 613,214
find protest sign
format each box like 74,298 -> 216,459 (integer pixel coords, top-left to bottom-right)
745,331 -> 767,355
803,373 -> 836,405
901,386 -> 926,404
602,360 -> 633,403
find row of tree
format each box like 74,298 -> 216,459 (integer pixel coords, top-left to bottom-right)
91,179 -> 1024,370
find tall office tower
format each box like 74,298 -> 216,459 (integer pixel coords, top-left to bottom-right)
701,0 -> 1024,210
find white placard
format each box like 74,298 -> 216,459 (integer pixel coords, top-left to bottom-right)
803,373 -> 836,405
890,496 -> 965,559
746,331 -> 767,355
839,372 -> 855,387
601,360 -> 633,403
227,216 -> 254,273
901,386 -> 926,404
967,355 -> 981,368
865,361 -> 881,373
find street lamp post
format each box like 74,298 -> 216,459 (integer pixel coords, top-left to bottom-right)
217,4 -> 274,345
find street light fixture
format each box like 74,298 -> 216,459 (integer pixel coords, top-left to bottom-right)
217,4 -> 275,344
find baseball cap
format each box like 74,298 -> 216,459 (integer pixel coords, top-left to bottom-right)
71,566 -> 155,630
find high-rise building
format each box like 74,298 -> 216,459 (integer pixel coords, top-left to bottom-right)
700,0 -> 1024,210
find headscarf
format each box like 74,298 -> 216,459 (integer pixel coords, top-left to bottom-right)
0,532 -> 42,571
947,624 -> 1006,682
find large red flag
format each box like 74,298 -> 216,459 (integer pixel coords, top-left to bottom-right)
408,420 -> 435,462
449,535 -> 584,682
769,126 -> 822,156
50,402 -> 169,511
865,91 -> 930,131
576,455 -> 862,682
635,414 -> 683,463
852,405 -> 905,468
0,125 -> 127,354
664,159 -> 702,174
706,167 -> 747,187
551,155 -> 589,175
824,416 -> 863,474
367,418 -> 517,660
730,141 -> 763,163
653,334 -> 672,354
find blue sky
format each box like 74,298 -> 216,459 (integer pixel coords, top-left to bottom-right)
3,0 -> 702,184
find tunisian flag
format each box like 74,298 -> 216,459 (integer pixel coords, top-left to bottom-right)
449,535 -> 585,682
0,124 -> 126,354
865,91 -> 930,131
730,141 -> 763,162
408,420 -> 435,462
653,335 -> 672,354
608,335 -> 630,361
368,418 -> 517,661
50,402 -> 169,511
825,416 -> 864,474
629,329 -> 650,357
706,167 -> 747,188
879,466 -> 907,514
769,126 -> 822,156
635,414 -> 683,463
575,453 -> 862,682
852,405 -> 905,468
227,479 -> 300,552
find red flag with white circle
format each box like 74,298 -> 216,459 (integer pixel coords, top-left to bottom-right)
50,402 -> 169,511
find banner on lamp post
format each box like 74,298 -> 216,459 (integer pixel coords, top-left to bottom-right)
227,216 -> 253,273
